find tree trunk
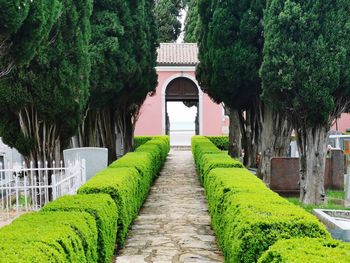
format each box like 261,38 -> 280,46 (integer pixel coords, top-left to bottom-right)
258,104 -> 292,185
296,125 -> 327,205
227,108 -> 241,158
75,107 -> 117,163
18,106 -> 62,166
241,108 -> 260,168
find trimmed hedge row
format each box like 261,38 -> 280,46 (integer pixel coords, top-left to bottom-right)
205,168 -> 329,262
259,238 -> 350,263
42,194 -> 118,263
206,136 -> 229,151
191,136 -> 333,263
79,136 -> 170,247
192,136 -> 243,184
134,136 -> 153,149
0,135 -> 170,262
0,211 -> 98,262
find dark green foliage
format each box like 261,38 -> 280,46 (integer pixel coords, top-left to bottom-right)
0,0 -> 62,73
258,238 -> 350,263
0,211 -> 98,262
196,0 -> 265,110
42,194 -> 118,263
184,0 -> 200,42
81,0 -> 158,157
204,168 -> 330,262
261,0 -> 350,127
205,136 -> 228,150
0,0 -> 92,161
155,0 -> 182,42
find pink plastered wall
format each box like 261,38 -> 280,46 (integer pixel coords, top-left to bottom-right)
134,69 -> 226,136
331,113 -> 350,133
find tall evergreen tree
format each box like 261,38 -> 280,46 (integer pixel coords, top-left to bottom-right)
196,0 -> 292,175
196,0 -> 264,161
184,0 -> 200,42
0,0 -> 92,163
77,0 -> 158,161
155,0 -> 182,42
0,0 -> 62,77
261,0 -> 350,204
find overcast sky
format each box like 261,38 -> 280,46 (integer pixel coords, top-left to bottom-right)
167,102 -> 197,122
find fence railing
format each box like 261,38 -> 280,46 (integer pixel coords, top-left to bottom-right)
0,159 -> 86,220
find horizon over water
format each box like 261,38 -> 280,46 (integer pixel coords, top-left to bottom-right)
170,121 -> 195,131
169,121 -> 195,146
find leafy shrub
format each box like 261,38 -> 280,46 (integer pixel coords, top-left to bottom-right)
0,211 -> 98,262
134,136 -> 153,148
78,135 -> 170,248
206,136 -> 229,150
135,144 -> 163,173
0,242 -> 65,263
77,167 -> 141,247
191,136 -> 222,165
198,152 -> 243,184
258,238 -> 350,263
205,168 -> 330,262
109,152 -> 154,196
135,136 -> 170,173
42,194 -> 117,263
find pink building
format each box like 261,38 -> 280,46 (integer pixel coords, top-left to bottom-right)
135,43 -> 227,144
331,113 -> 350,133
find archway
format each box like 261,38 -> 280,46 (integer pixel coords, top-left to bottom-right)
164,77 -> 200,145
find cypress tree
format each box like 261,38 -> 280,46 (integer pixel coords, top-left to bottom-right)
78,0 -> 158,161
0,0 -> 62,77
0,0 -> 92,163
196,0 -> 292,174
155,0 -> 182,42
261,0 -> 350,204
184,0 -> 200,42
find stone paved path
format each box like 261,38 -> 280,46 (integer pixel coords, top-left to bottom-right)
115,150 -> 224,263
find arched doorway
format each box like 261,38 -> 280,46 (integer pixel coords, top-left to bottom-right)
164,77 -> 200,145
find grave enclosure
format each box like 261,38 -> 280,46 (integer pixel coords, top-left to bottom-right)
269,149 -> 345,195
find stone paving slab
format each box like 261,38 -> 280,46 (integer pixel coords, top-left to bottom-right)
115,150 -> 224,263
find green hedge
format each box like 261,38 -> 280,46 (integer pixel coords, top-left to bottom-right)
258,238 -> 350,263
191,136 -> 332,263
199,152 -> 243,184
109,152 -> 155,195
191,136 -> 222,165
78,135 -> 170,247
42,194 -> 118,263
134,136 -> 153,148
135,136 -> 170,173
192,136 -> 243,184
0,135 -> 170,262
205,168 -> 330,262
206,136 -> 229,151
134,135 -> 170,151
78,167 -> 142,247
0,211 -> 98,262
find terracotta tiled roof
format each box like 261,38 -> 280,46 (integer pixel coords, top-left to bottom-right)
157,43 -> 199,66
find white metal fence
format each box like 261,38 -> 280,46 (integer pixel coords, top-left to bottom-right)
0,159 -> 86,220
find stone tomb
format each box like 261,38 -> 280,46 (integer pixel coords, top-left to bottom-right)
314,209 -> 350,242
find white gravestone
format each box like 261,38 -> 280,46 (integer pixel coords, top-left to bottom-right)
63,147 -> 108,181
